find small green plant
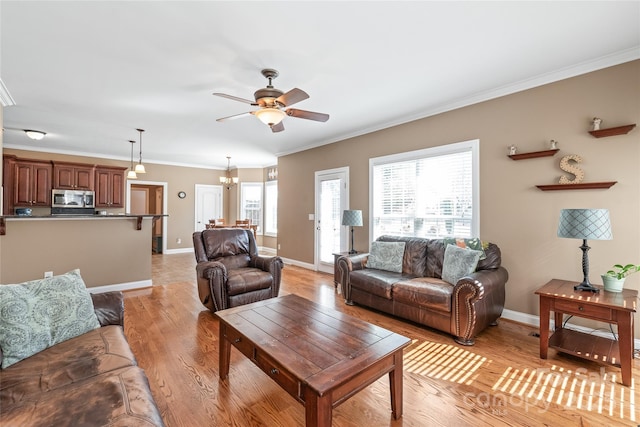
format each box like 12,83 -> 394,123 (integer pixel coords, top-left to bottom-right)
605,264 -> 640,280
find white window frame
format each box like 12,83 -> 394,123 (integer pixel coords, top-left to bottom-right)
368,139 -> 480,241
264,180 -> 277,237
240,182 -> 263,234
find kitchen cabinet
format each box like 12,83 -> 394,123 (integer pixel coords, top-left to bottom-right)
6,157 -> 53,208
53,162 -> 95,190
95,166 -> 127,208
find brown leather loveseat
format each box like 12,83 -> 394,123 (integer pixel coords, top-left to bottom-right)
0,291 -> 164,426
337,236 -> 508,345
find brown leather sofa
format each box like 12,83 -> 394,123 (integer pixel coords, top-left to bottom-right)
193,228 -> 284,312
337,236 -> 508,345
0,291 -> 165,426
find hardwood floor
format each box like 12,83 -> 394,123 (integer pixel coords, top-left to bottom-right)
123,253 -> 639,426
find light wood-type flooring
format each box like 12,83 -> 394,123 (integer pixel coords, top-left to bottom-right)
123,253 -> 640,426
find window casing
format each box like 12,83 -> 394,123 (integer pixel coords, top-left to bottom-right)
369,140 -> 479,240
264,181 -> 277,236
240,182 -> 263,234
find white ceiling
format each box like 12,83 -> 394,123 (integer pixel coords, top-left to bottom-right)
2,1 -> 639,170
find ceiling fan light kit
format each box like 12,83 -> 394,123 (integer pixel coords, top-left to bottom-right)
214,68 -> 329,133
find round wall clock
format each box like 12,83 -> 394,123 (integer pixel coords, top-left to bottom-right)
178,191 -> 186,199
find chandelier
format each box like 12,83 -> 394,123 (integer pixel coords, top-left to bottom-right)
220,156 -> 239,189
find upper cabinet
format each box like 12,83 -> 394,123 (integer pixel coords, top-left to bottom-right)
95,166 -> 127,208
3,156 -> 53,209
52,162 -> 95,190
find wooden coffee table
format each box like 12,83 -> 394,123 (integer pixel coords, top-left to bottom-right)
215,294 -> 411,427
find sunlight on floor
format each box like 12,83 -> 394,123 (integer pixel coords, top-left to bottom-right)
404,339 -> 487,385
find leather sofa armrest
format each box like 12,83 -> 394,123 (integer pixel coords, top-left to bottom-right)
91,291 -> 125,327
337,253 -> 369,303
451,267 -> 508,345
250,256 -> 284,297
196,261 -> 228,312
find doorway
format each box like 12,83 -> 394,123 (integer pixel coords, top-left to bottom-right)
195,184 -> 223,232
314,167 -> 349,274
126,180 -> 168,253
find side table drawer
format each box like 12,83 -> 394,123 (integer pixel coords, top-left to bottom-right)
554,299 -> 613,321
254,349 -> 300,400
224,326 -> 253,359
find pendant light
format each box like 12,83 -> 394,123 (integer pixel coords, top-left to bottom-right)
134,128 -> 146,174
127,140 -> 138,179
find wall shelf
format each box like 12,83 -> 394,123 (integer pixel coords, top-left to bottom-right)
588,124 -> 636,138
536,181 -> 617,191
508,149 -> 559,160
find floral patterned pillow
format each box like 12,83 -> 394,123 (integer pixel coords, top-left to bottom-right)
366,242 -> 406,273
0,269 -> 101,368
442,244 -> 483,285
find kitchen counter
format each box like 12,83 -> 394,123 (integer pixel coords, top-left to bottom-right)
0,214 -> 166,235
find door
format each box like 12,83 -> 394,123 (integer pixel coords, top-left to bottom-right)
195,184 -> 223,232
314,168 -> 349,274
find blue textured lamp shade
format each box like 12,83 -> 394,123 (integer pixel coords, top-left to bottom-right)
557,209 -> 612,240
342,210 -> 363,227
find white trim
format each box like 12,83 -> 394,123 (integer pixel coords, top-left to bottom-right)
164,247 -> 194,255
279,257 -> 317,271
501,309 -> 640,351
259,246 -> 277,256
87,279 -> 152,294
126,179 -> 169,253
0,78 -> 16,107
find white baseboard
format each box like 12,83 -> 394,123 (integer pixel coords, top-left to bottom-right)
501,308 -> 640,350
279,257 -> 316,271
88,279 -> 152,294
259,246 -> 277,256
163,247 -> 194,255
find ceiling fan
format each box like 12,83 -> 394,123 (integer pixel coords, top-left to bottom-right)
213,68 -> 329,133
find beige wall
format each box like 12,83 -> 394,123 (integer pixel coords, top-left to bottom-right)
0,217 -> 152,287
278,61 -> 640,336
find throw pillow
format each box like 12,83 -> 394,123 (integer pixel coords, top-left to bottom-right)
0,269 -> 101,368
441,244 -> 482,285
366,241 -> 406,273
443,237 -> 488,260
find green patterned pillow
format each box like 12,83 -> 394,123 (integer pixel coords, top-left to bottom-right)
0,269 -> 101,368
442,244 -> 482,285
366,241 -> 406,273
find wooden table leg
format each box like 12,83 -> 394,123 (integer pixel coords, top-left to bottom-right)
617,312 -> 634,387
219,323 -> 231,379
389,351 -> 404,419
539,296 -> 550,359
304,386 -> 332,427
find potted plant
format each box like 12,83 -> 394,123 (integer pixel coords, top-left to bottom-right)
601,264 -> 640,292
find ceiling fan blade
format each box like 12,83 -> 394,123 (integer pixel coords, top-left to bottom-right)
271,122 -> 285,133
216,112 -> 253,122
276,88 -> 309,107
213,93 -> 258,106
285,108 -> 329,122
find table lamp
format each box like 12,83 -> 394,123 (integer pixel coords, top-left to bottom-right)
342,210 -> 363,254
557,208 -> 612,292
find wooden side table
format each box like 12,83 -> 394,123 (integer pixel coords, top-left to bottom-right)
535,279 -> 637,386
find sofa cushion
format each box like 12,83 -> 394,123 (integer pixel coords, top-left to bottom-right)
443,237 -> 487,260
0,269 -> 101,369
0,366 -> 164,427
377,236 -> 428,276
350,270 -> 404,300
392,277 -> 453,313
0,325 -> 136,406
226,268 -> 274,296
441,244 -> 482,285
366,241 -> 405,273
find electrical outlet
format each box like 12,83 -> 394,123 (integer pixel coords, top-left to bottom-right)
176,238 -> 181,244
44,271 -> 53,278
277,244 -> 281,250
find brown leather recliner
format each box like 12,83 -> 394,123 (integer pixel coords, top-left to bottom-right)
193,228 -> 283,312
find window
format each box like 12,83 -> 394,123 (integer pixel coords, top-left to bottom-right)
240,182 -> 263,234
369,139 -> 479,240
264,181 -> 277,236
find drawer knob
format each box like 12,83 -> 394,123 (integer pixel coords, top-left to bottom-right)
578,306 -> 584,311
233,338 -> 241,343
270,368 -> 279,375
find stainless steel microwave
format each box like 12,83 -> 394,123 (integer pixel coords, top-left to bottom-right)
51,189 -> 95,208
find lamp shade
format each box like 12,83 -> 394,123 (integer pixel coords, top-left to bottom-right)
557,209 -> 612,240
342,210 -> 363,227
24,130 -> 46,140
255,108 -> 286,126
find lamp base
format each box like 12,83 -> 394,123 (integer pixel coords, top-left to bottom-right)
573,282 -> 600,293
348,249 -> 358,254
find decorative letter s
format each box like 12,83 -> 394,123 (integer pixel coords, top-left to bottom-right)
559,155 -> 585,184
